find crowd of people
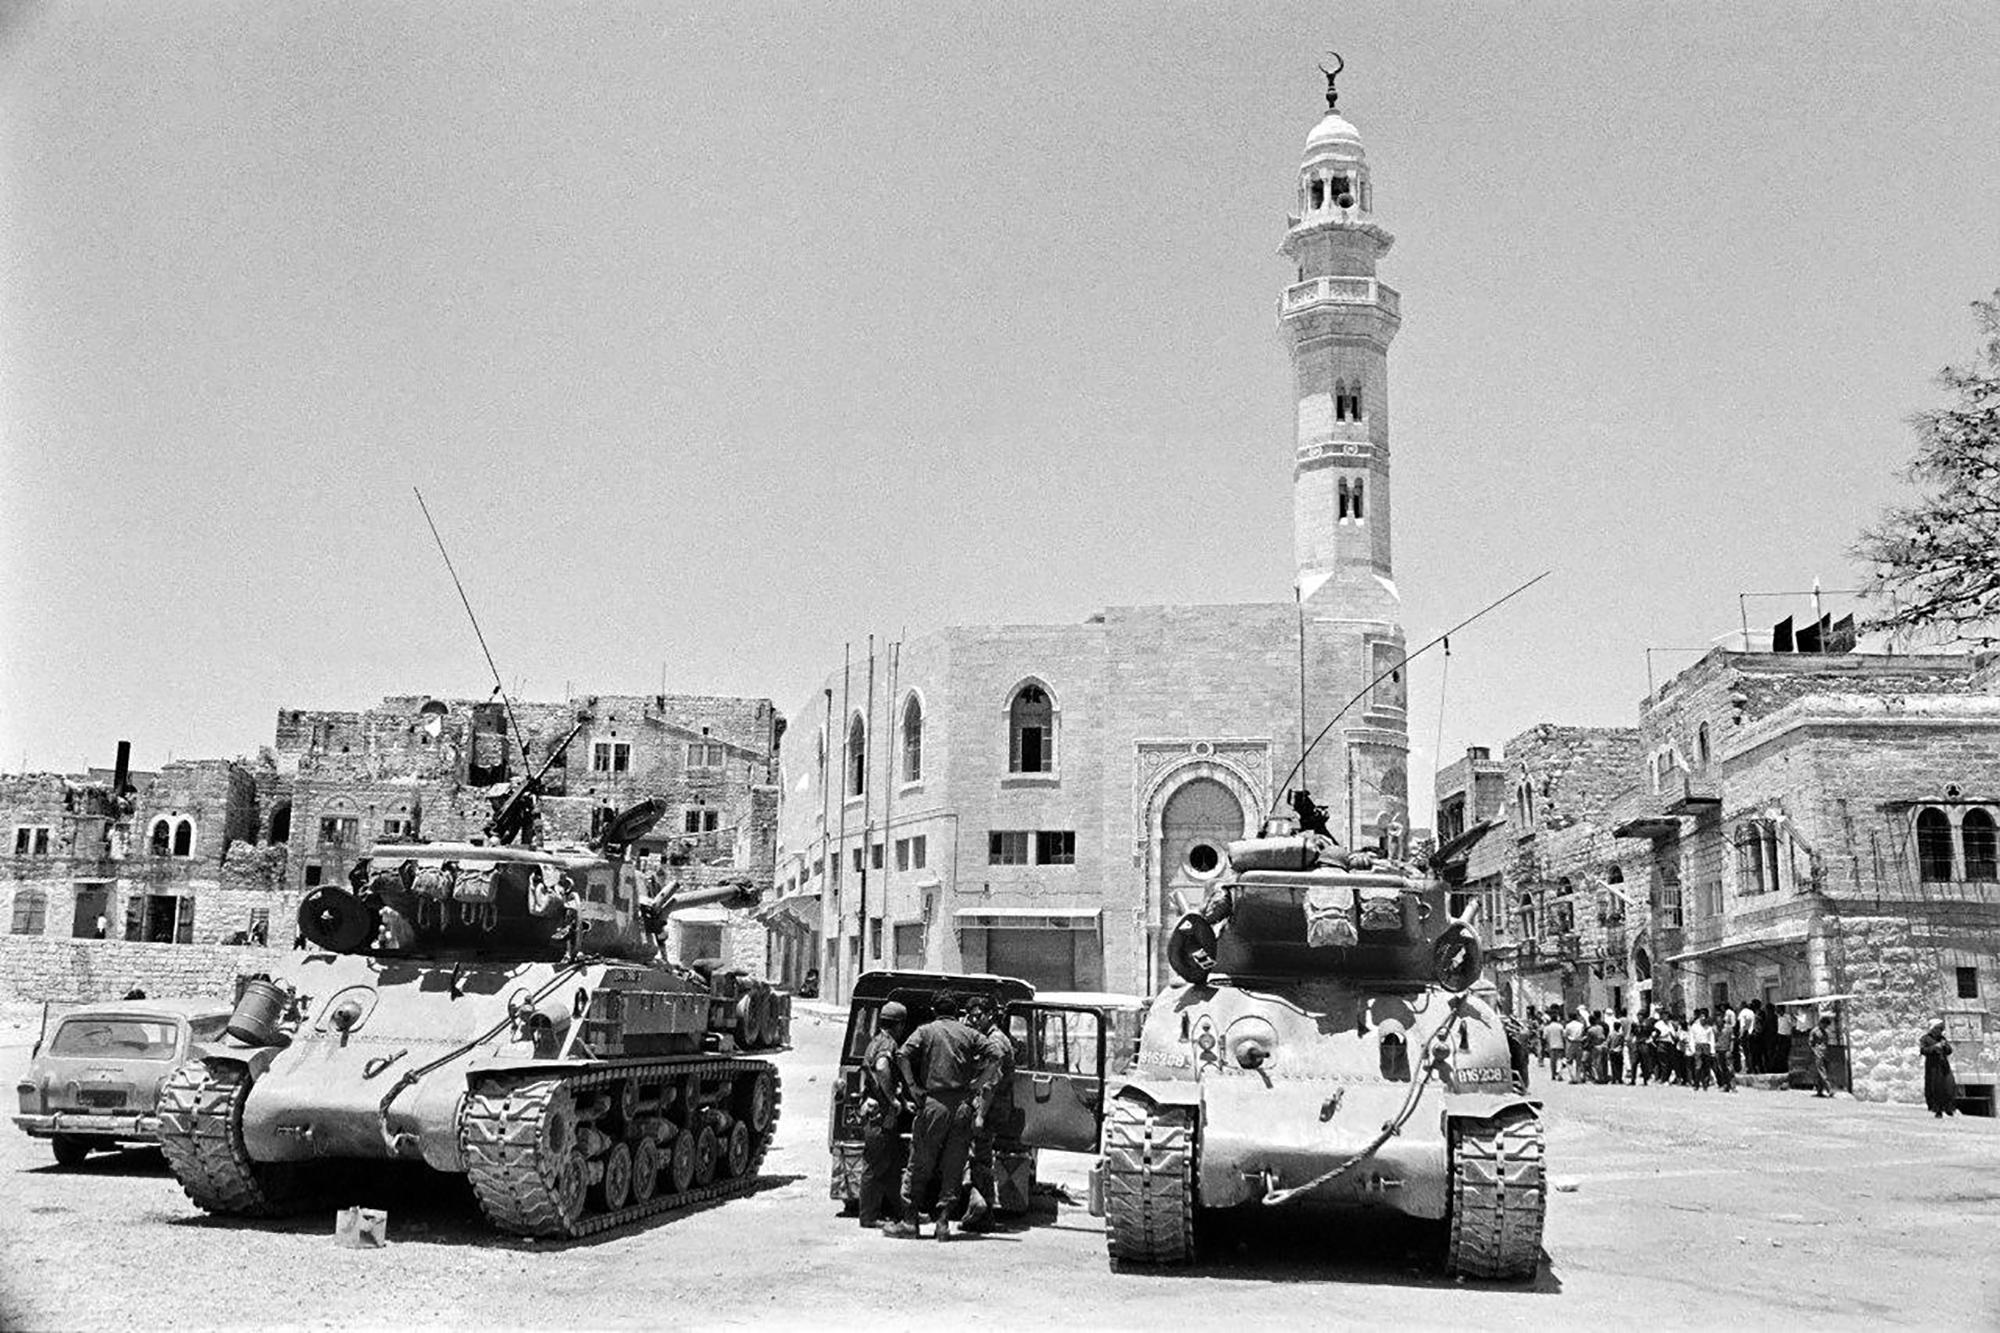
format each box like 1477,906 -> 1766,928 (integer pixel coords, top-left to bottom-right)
1525,999 -> 1840,1096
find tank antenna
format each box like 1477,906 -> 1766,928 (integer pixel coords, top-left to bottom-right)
414,487 -> 531,770
1295,586 -> 1309,785
1269,570 -> 1552,819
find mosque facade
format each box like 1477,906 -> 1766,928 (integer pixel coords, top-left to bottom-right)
765,75 -> 1413,1001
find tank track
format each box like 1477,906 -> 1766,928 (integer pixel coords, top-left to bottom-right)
158,1060 -> 316,1217
1101,1096 -> 1195,1266
460,1057 -> 780,1239
1445,1107 -> 1546,1280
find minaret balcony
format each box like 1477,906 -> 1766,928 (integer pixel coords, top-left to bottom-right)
1279,275 -> 1399,320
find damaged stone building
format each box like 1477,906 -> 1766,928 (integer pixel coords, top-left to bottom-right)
1437,647 -> 2000,1112
2,692 -> 782,1002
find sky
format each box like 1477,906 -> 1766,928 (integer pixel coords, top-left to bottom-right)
3,3 -> 1998,811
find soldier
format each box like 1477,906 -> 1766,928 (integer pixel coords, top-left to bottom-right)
856,1001 -> 911,1228
884,991 -> 989,1242
960,994 -> 1016,1232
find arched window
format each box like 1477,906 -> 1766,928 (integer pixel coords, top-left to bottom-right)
1351,478 -> 1365,520
1516,781 -> 1535,830
1309,177 -> 1325,210
1916,807 -> 1954,882
1009,684 -> 1055,775
172,819 -> 193,857
847,714 -> 867,797
901,694 -> 923,784
149,819 -> 173,856
1963,808 -> 1997,881
1519,893 -> 1537,940
1337,478 -> 1351,519
1608,865 -> 1625,884
1736,823 -> 1766,893
268,800 -> 292,846
1334,378 -> 1351,422
1697,722 -> 1711,768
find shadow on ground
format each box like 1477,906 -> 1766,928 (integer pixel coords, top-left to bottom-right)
25,1146 -> 170,1177
162,1167 -> 809,1250
1108,1209 -> 1561,1294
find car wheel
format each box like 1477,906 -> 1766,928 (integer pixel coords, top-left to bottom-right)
52,1135 -> 92,1168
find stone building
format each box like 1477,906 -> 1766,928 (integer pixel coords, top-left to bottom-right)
770,77 -> 1414,1000
1438,648 -> 2000,1112
3,689 -> 783,1001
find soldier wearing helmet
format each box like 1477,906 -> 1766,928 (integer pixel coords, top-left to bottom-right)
857,1000 -> 911,1228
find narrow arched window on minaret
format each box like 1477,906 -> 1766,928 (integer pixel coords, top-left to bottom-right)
1336,478 -> 1350,519
1352,478 -> 1365,521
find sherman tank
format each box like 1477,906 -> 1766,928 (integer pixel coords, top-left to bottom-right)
157,797 -> 789,1240
1092,807 -> 1543,1279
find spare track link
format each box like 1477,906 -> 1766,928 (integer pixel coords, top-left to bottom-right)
1446,1107 -> 1546,1280
461,1057 -> 780,1239
1101,1097 -> 1195,1266
157,1060 -> 313,1217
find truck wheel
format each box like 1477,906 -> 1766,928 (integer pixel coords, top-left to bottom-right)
52,1135 -> 91,1168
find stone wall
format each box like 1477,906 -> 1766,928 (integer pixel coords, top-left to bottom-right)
0,936 -> 288,1005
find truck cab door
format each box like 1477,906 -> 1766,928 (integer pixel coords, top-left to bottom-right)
997,1003 -> 1108,1153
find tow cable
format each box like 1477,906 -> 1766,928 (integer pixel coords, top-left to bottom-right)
1261,996 -> 1466,1207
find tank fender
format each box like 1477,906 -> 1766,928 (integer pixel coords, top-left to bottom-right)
1110,1074 -> 1201,1110
1440,1091 -> 1541,1123
183,1043 -> 284,1081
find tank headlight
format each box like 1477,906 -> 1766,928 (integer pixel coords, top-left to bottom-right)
1227,1017 -> 1280,1070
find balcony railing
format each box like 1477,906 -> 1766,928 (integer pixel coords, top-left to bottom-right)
1279,276 -> 1400,319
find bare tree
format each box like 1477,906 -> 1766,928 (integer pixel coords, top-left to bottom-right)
1856,290 -> 2000,645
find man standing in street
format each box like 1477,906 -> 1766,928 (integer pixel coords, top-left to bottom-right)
960,994 -> 1016,1233
885,992 -> 989,1242
1808,1014 -> 1836,1097
1564,1009 -> 1586,1084
1540,1010 -> 1565,1083
856,1001 -> 910,1229
1737,999 -> 1759,1075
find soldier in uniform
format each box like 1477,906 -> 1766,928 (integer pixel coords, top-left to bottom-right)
960,994 -> 1017,1232
856,1000 -> 911,1228
884,991 -> 989,1242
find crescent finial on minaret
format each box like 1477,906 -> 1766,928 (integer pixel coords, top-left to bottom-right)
1318,51 -> 1344,112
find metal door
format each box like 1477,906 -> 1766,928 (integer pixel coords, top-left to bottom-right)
998,1002 -> 1107,1153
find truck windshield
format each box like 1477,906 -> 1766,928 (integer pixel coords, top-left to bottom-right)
49,1017 -> 180,1060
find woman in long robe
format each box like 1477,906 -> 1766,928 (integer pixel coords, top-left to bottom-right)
1920,1020 -> 1957,1117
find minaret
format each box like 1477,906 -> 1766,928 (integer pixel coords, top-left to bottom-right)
1282,58 -> 1400,608
1282,58 -> 1409,856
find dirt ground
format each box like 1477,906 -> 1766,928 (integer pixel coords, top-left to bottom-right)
2,998 -> 1996,1331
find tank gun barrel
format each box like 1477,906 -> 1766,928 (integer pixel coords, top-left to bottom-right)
651,879 -> 758,915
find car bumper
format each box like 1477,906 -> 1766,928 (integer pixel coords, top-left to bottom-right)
13,1112 -> 160,1142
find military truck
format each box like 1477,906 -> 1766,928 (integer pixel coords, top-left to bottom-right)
158,799 -> 790,1239
1090,829 -> 1544,1278
828,971 -> 1144,1218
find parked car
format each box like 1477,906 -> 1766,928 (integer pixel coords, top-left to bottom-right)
827,970 -> 1147,1217
13,997 -> 233,1166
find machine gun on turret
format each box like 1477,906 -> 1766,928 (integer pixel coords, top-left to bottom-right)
486,713 -> 590,846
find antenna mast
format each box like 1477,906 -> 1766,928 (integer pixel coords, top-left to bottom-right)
414,487 -> 531,768
1269,570 -> 1553,817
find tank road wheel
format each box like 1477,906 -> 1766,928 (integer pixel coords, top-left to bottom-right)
738,1070 -> 776,1135
158,1060 -> 313,1217
722,1121 -> 751,1179
597,1142 -> 634,1212
460,1076 -> 594,1238
1101,1097 -> 1195,1267
667,1126 -> 697,1193
630,1138 -> 662,1204
692,1125 -> 720,1186
1445,1108 -> 1547,1281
